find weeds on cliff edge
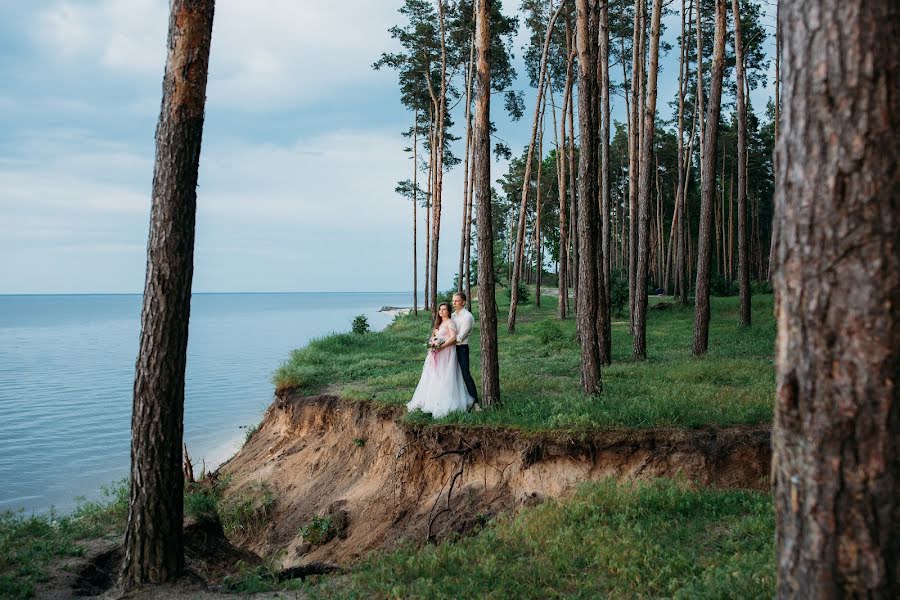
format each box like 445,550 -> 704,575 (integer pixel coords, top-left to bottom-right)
0,480 -> 128,599
273,290 -> 776,430
309,478 -> 775,599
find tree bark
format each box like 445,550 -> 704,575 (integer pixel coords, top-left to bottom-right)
120,0 -> 214,587
632,0 -> 661,360
427,0 -> 449,315
474,0 -> 500,407
553,51 -> 573,320
458,36 -> 475,294
772,1 -> 899,596
732,0 -> 750,326
691,0 -> 726,356
413,107 -> 419,315
628,0 -> 642,331
598,0 -> 612,364
574,0 -> 602,394
508,0 -> 565,333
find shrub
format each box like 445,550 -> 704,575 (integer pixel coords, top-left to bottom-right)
351,314 -> 369,335
710,274 -> 738,297
751,280 -> 772,294
504,282 -> 530,305
608,270 -> 629,317
532,319 -> 563,346
299,515 -> 334,546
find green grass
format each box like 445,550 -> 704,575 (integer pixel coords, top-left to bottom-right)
274,290 -> 776,430
308,478 -> 774,599
0,480 -> 128,599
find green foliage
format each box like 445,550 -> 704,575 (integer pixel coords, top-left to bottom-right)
311,478 -> 774,599
300,516 -> 335,547
750,280 -> 772,295
218,483 -> 277,539
504,282 -> 530,305
352,314 -> 370,335
223,555 -> 307,594
353,438 -> 366,448
608,269 -> 630,317
532,318 -> 563,347
710,274 -> 739,297
243,422 -> 260,444
0,480 -> 129,599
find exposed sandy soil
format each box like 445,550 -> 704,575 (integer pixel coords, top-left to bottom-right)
218,393 -> 771,569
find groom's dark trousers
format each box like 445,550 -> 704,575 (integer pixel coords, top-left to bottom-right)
457,344 -> 478,403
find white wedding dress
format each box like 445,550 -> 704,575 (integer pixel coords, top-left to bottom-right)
407,320 -> 475,418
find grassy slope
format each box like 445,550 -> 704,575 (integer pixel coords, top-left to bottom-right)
307,478 -> 774,599
274,292 -> 776,430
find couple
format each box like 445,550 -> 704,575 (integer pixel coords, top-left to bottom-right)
406,292 -> 479,418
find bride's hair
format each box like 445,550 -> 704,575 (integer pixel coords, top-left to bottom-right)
433,302 -> 451,330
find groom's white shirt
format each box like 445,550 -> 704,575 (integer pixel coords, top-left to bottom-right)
452,308 -> 474,345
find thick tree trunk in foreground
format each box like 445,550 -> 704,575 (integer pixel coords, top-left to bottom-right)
574,0 -> 602,394
732,0 -> 750,326
120,0 -> 214,587
772,1 -> 899,596
413,107 -> 419,315
632,0 -> 661,360
691,0 -> 726,356
474,0 -> 500,407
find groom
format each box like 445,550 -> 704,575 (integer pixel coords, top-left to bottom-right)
451,292 -> 479,410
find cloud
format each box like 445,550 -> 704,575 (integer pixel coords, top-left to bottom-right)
32,0 -> 400,110
0,126 -> 469,293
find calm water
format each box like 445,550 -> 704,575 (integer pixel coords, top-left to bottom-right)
0,292 -> 412,514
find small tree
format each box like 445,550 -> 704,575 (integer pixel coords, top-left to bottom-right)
351,315 -> 370,335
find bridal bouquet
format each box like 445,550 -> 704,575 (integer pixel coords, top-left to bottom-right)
427,336 -> 446,353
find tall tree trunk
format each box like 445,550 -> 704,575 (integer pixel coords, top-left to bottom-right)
508,0 -> 565,332
553,51 -> 573,319
666,0 -> 691,297
773,0 -> 899,595
633,0 -> 661,360
458,36 -> 475,294
464,145 -> 475,310
474,0 -> 500,407
535,94 -> 544,309
732,0 -> 750,325
598,0 -> 612,363
567,23 -> 579,310
427,0 -> 449,315
691,0 -> 726,356
120,0 -> 214,587
628,0 -> 642,331
413,107 -> 419,315
574,0 -> 602,394
425,113 -> 434,311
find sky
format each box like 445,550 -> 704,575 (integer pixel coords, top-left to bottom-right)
0,1 -> 775,295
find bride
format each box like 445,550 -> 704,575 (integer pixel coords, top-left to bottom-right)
407,302 -> 475,418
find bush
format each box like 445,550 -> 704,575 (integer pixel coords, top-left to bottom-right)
505,282 -> 530,305
710,274 -> 738,297
351,314 -> 369,335
299,515 -> 334,546
751,280 -> 772,294
532,319 -> 563,346
608,270 -> 629,317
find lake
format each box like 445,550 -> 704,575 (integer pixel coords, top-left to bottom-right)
0,292 -> 413,514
